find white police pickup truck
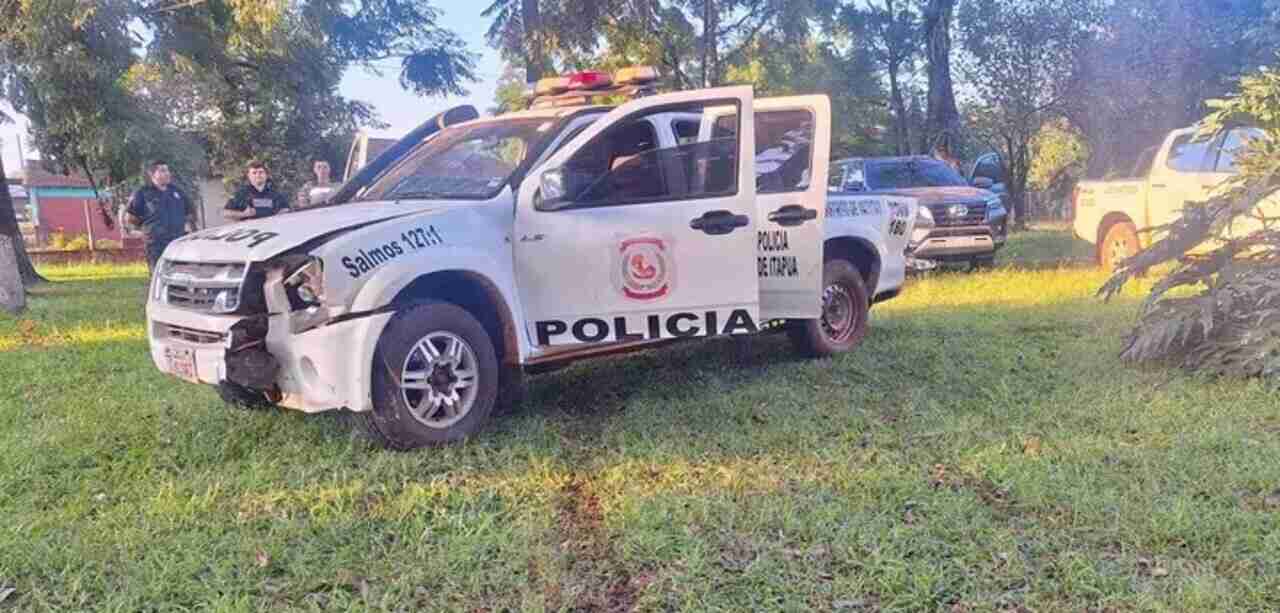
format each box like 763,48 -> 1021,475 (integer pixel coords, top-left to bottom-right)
145,67 -> 922,448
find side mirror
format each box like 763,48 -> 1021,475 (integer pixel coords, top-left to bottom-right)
973,176 -> 994,189
535,168 -> 570,211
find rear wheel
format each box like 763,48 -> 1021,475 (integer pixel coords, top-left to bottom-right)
788,259 -> 870,358
359,301 -> 499,450
1099,221 -> 1139,271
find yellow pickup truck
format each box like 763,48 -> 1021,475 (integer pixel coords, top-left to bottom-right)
1072,124 -> 1270,269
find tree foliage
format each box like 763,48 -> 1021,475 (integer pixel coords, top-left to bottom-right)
958,0 -> 1100,227
1100,65 -> 1280,379
137,0 -> 475,196
837,0 -> 920,155
1066,0 -> 1277,178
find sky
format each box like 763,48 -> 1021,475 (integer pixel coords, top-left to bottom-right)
0,0 -> 504,175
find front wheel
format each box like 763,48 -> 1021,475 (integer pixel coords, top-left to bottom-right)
788,259 -> 870,358
360,301 -> 499,450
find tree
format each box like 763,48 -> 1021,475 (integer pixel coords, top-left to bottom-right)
0,148 -> 41,287
922,0 -> 960,160
1099,64 -> 1280,380
1064,0 -> 1277,178
838,0 -> 920,155
0,0 -> 152,286
1027,118 -> 1088,217
137,0 -> 477,196
959,0 -> 1099,228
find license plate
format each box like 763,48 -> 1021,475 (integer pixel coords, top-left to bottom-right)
164,347 -> 199,382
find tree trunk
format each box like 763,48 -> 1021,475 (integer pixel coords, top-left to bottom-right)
887,61 -> 910,155
1006,137 -> 1030,229
0,236 -> 25,314
0,155 -> 45,287
701,0 -> 719,87
522,0 -> 543,83
923,0 -> 961,158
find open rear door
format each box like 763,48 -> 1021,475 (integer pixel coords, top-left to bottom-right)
752,96 -> 830,320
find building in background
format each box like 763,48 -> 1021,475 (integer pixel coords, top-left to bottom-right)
21,160 -> 125,248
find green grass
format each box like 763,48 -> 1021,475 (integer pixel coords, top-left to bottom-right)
996,222 -> 1097,268
3,231 -> 1280,612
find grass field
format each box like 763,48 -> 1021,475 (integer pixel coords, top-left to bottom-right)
3,229 -> 1280,612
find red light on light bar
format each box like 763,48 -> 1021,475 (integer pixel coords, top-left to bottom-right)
566,71 -> 612,90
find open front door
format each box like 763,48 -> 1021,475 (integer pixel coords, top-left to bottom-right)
752,96 -> 830,320
514,86 -> 760,353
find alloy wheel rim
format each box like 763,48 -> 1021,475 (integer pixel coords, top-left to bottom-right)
399,331 -> 479,428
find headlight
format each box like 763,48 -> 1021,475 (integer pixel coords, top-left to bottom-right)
915,205 -> 935,230
283,257 -> 325,308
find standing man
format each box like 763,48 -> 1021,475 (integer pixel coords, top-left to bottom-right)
224,160 -> 290,221
126,159 -> 196,272
296,157 -> 338,210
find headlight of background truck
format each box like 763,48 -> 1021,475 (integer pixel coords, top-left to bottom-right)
909,206 -> 935,251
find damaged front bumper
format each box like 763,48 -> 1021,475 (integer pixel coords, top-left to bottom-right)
145,268 -> 391,413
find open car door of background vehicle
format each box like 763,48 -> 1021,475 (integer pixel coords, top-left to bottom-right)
513,86 -> 760,351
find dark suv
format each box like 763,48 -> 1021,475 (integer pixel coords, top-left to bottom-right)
829,156 -> 1008,267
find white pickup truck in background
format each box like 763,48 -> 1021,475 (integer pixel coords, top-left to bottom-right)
1072,124 -> 1269,269
144,67 -> 923,449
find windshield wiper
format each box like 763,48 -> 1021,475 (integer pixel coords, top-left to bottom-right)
387,190 -> 447,200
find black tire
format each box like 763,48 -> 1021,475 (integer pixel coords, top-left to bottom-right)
217,381 -> 276,411
358,301 -> 499,450
788,258 -> 870,358
1099,221 -> 1140,271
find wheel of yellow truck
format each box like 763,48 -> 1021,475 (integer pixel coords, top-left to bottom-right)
361,301 -> 499,449
1100,221 -> 1140,271
788,258 -> 869,358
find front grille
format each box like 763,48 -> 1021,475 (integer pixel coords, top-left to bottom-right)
157,322 -> 226,345
166,285 -> 233,311
929,202 -> 988,227
156,260 -> 246,314
928,226 -> 993,238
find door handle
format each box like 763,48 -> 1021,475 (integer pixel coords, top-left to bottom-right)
1150,183 -> 1167,188
767,204 -> 818,227
690,210 -> 750,235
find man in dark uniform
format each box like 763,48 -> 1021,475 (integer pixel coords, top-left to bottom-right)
126,159 -> 196,272
224,160 -> 290,221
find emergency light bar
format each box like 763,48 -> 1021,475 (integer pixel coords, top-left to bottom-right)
527,66 -> 660,109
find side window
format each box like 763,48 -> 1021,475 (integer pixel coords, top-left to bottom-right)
561,102 -> 740,207
1213,128 -> 1264,173
1165,133 -> 1212,173
672,119 -> 699,145
754,110 -> 815,194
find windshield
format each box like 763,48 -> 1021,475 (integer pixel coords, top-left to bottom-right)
360,118 -> 560,201
866,159 -> 968,189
